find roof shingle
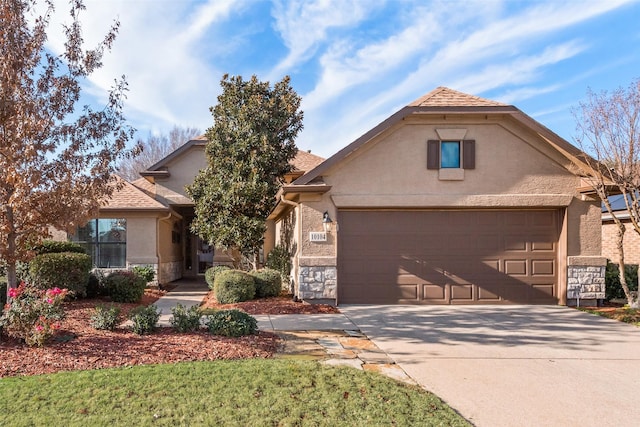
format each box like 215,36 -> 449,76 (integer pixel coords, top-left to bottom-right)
408,86 -> 507,107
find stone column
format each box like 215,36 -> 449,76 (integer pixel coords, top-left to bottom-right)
566,256 -> 607,306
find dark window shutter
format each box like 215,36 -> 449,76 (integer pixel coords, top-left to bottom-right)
463,139 -> 475,169
427,140 -> 440,169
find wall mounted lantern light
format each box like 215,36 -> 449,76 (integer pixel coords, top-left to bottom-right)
322,211 -> 333,232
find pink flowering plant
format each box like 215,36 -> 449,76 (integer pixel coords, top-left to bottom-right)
1,282 -> 68,347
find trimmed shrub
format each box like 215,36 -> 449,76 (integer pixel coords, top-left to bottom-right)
131,265 -> 155,283
129,305 -> 161,335
28,252 -> 92,298
170,303 -> 202,332
90,305 -> 122,331
205,309 -> 257,337
213,270 -> 255,304
205,265 -> 231,289
104,270 -> 147,303
31,240 -> 86,255
251,268 -> 282,298
606,262 -> 639,301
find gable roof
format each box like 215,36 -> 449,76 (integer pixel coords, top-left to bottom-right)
102,176 -> 168,211
293,86 -> 591,185
409,86 -> 507,107
292,149 -> 325,172
140,135 -> 208,178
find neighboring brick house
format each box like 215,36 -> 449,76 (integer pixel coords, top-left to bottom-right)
602,194 -> 640,264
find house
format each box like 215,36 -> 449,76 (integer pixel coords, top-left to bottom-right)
268,87 -> 606,306
68,135 -> 324,285
602,194 -> 640,264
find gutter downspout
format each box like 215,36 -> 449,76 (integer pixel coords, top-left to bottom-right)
280,195 -> 300,298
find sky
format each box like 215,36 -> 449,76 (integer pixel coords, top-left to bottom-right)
40,0 -> 640,159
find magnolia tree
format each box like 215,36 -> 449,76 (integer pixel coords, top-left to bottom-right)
0,0 -> 137,289
574,78 -> 640,307
187,74 -> 303,268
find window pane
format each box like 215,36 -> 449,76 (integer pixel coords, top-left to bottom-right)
97,243 -> 126,268
441,141 -> 460,168
98,219 -> 126,242
74,220 -> 97,243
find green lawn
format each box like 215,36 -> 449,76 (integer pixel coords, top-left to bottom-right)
0,359 -> 468,426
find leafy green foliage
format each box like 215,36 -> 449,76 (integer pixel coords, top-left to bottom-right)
90,305 -> 122,331
186,74 -> 303,261
104,270 -> 146,303
131,265 -> 155,283
31,240 -> 86,255
170,303 -> 202,332
28,252 -> 92,298
0,278 -> 6,306
251,268 -> 282,298
128,305 -> 160,335
205,265 -> 231,288
213,269 -> 256,304
205,309 -> 257,337
606,262 -> 638,300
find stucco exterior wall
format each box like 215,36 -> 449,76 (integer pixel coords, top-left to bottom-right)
124,217 -> 158,265
285,114 -> 602,304
155,145 -> 206,199
157,217 -> 182,283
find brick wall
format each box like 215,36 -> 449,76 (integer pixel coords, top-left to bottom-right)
602,220 -> 640,264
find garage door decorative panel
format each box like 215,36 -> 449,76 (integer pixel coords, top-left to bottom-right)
338,210 -> 560,305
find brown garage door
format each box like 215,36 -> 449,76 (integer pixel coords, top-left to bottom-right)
337,210 -> 560,304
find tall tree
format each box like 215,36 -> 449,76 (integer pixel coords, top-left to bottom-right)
187,74 -> 303,267
116,126 -> 201,181
0,0 -> 136,289
574,78 -> 640,307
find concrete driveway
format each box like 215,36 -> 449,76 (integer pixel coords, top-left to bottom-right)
341,305 -> 640,427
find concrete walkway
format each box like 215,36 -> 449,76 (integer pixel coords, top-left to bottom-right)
341,305 -> 640,427
154,278 -> 209,326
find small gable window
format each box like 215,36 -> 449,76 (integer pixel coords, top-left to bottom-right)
427,138 -> 475,180
440,141 -> 461,168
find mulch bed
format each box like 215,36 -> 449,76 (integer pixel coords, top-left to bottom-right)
200,291 -> 341,314
1,289 -> 340,378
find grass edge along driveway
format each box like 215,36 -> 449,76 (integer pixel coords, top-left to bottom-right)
0,359 -> 469,426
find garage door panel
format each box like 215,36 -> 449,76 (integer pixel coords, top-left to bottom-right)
338,210 -> 559,305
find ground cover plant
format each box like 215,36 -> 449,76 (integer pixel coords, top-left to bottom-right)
0,360 -> 470,426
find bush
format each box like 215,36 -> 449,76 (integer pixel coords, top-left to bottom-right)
606,262 -> 639,301
86,271 -> 107,298
90,305 -> 122,331
251,268 -> 282,298
104,270 -> 147,303
129,305 -> 161,335
213,270 -> 255,304
205,265 -> 231,289
205,309 -> 257,337
131,265 -> 155,283
0,283 -> 68,346
265,244 -> 291,286
31,240 -> 86,255
170,303 -> 202,332
28,252 -> 92,298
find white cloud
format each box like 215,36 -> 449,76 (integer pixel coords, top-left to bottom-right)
268,0 -> 374,79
